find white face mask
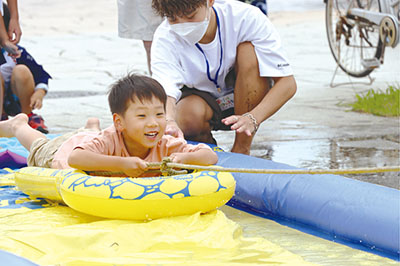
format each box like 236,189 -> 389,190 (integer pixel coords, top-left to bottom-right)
169,3 -> 211,45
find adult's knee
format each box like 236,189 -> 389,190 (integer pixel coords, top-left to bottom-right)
12,65 -> 33,82
176,97 -> 212,136
177,109 -> 205,136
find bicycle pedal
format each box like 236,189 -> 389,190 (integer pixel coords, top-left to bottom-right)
362,58 -> 381,69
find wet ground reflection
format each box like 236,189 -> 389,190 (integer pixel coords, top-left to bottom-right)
251,136 -> 400,189
47,90 -> 106,99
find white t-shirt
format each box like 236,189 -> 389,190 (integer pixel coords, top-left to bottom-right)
0,50 -> 16,83
151,0 -> 293,100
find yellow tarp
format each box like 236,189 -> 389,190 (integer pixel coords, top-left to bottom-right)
1,205 -> 313,265
0,173 -> 396,266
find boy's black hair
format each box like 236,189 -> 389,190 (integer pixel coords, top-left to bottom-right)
152,0 -> 206,19
108,73 -> 167,115
2,3 -> 10,31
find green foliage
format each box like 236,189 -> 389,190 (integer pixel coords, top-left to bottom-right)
350,85 -> 399,117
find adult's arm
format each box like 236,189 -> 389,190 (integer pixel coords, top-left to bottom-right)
0,16 -> 18,56
165,96 -> 184,138
223,76 -> 297,136
250,75 -> 297,124
6,0 -> 21,44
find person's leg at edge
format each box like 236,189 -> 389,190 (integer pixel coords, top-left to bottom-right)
176,94 -> 215,144
10,64 -> 35,114
0,113 -> 46,150
231,42 -> 269,155
84,117 -> 101,131
143,40 -> 152,75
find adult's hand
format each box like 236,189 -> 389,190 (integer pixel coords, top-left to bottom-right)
165,120 -> 184,139
222,113 -> 258,137
2,40 -> 20,58
30,89 -> 46,110
8,18 -> 21,44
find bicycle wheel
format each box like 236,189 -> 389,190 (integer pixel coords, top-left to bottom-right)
326,0 -> 384,77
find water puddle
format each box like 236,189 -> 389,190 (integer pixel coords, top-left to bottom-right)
251,135 -> 400,189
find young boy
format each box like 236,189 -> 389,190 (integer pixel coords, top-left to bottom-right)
0,74 -> 218,177
151,0 -> 297,155
0,3 -> 51,134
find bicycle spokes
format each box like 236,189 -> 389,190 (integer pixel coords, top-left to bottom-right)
326,0 -> 383,77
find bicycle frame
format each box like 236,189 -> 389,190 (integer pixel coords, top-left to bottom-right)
345,0 -> 399,47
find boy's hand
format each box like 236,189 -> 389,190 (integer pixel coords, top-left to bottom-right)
30,89 -> 46,110
169,152 -> 188,164
121,157 -> 148,177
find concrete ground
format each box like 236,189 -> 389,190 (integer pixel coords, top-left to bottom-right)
17,0 -> 400,188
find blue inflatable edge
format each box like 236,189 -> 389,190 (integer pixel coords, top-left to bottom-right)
228,196 -> 398,260
0,250 -> 38,266
214,150 -> 400,261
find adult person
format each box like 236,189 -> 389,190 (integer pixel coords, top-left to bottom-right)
117,0 -> 163,74
0,3 -> 51,134
151,0 -> 296,155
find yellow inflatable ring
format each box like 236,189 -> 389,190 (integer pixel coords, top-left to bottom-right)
14,167 -> 236,220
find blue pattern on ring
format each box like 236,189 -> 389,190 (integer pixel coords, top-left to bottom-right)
62,171 -> 227,200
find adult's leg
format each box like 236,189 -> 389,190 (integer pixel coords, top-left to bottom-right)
10,64 -> 35,114
176,95 -> 215,143
232,42 -> 269,154
143,40 -> 152,75
0,113 -> 46,150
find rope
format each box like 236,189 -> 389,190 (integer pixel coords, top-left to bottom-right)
87,158 -> 400,177
161,163 -> 400,175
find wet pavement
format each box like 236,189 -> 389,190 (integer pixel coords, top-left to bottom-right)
254,136 -> 399,189
17,0 -> 400,189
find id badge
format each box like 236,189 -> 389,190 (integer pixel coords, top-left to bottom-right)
216,93 -> 234,111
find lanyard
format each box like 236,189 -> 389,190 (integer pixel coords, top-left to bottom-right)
195,7 -> 223,93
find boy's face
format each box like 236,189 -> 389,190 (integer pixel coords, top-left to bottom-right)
115,97 -> 166,152
167,0 -> 211,24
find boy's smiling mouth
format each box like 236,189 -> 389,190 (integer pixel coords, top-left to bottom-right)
145,131 -> 158,138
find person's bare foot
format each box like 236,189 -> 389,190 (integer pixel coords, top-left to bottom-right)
0,113 -> 28,138
84,117 -> 101,131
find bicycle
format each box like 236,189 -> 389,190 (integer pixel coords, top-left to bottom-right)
325,0 -> 399,78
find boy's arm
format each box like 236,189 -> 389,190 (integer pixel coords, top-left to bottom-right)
68,148 -> 148,177
169,148 -> 218,166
